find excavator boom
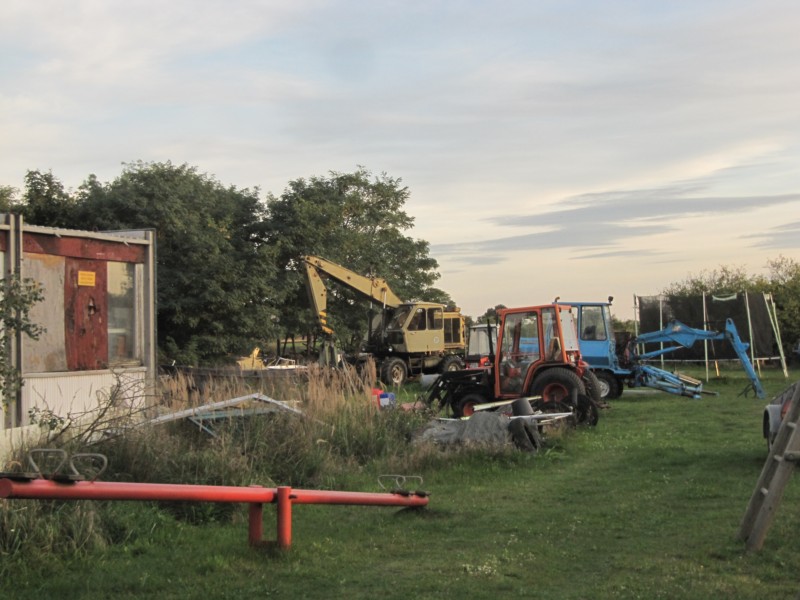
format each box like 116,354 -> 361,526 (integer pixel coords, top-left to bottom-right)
303,255 -> 404,336
630,319 -> 765,399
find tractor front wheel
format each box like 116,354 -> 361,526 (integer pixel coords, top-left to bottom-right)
380,358 -> 408,387
453,393 -> 486,418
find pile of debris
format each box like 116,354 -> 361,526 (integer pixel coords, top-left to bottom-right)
413,399 -> 572,453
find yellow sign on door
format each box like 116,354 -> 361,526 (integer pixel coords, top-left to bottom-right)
78,271 -> 96,287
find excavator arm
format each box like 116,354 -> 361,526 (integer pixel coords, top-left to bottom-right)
629,319 -> 765,399
302,255 -> 404,336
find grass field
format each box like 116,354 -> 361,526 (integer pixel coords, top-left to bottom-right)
4,366 -> 800,599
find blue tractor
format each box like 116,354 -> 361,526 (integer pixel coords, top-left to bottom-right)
559,299 -> 765,401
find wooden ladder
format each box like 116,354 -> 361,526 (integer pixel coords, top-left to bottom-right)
738,383 -> 800,551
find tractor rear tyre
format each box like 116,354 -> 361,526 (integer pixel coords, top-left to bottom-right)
380,358 -> 408,387
576,393 -> 600,426
582,370 -> 604,405
439,355 -> 464,374
594,370 -> 622,400
530,367 -> 585,406
453,393 -> 486,418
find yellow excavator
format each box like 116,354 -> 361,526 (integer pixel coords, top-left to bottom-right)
303,255 -> 465,386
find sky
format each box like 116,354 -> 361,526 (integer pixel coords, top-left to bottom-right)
2,1 -> 799,321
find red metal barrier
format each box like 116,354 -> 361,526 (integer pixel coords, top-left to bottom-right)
0,478 -> 428,549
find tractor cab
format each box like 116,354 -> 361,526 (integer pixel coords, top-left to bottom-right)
422,303 -> 598,425
495,305 -> 582,398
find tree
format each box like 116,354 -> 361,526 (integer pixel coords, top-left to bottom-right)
476,305 -> 507,324
264,167 -> 446,351
15,163 -> 461,364
766,256 -> 800,354
77,162 -> 283,364
0,185 -> 21,213
1,275 -> 44,411
20,163 -> 283,365
661,264 -> 766,297
21,170 -> 78,228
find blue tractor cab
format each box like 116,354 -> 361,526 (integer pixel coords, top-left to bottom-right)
558,299 -> 628,399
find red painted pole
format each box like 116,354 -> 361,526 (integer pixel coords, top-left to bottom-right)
277,486 -> 292,549
0,479 -> 428,508
248,484 -> 264,546
0,477 -> 429,552
0,479 -> 277,504
248,502 -> 263,546
290,488 -> 429,507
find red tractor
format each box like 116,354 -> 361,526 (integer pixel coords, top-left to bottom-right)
423,303 -> 601,425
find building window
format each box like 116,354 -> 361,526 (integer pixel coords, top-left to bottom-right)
108,262 -> 137,364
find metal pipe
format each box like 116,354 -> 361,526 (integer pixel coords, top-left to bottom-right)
277,486 -> 292,549
0,478 -> 429,550
0,479 -> 428,507
248,502 -> 263,546
0,479 -> 278,503
290,489 -> 428,507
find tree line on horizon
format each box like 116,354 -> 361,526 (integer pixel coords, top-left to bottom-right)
1,162 -> 798,366
0,163 -> 453,365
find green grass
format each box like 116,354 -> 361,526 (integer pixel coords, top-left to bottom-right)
3,366 -> 800,599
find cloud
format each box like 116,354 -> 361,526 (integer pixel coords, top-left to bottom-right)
433,182 -> 800,266
433,221 -> 667,259
492,186 -> 800,228
745,221 -> 800,250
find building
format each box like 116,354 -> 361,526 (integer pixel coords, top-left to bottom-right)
0,214 -> 156,451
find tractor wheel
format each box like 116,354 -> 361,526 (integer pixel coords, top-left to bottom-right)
594,370 -> 622,400
582,370 -> 603,405
530,367 -> 585,406
453,393 -> 486,418
576,393 -> 600,426
439,355 -> 464,374
380,358 -> 408,387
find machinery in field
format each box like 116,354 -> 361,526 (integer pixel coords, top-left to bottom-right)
302,256 -> 465,386
628,318 -> 765,399
561,300 -> 765,400
464,323 -> 497,369
423,303 -> 602,424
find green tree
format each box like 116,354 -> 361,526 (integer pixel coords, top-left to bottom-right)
476,305 -> 507,324
0,185 -> 21,212
661,264 -> 766,297
264,167 -> 445,351
21,170 -> 78,227
766,256 -> 800,355
75,162 -> 282,364
1,275 -> 44,411
19,163 -> 282,365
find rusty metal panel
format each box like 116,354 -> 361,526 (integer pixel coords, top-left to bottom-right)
65,258 -> 108,370
23,253 -> 67,373
23,233 -> 146,263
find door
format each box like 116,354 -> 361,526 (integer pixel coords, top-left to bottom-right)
64,259 -> 108,370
